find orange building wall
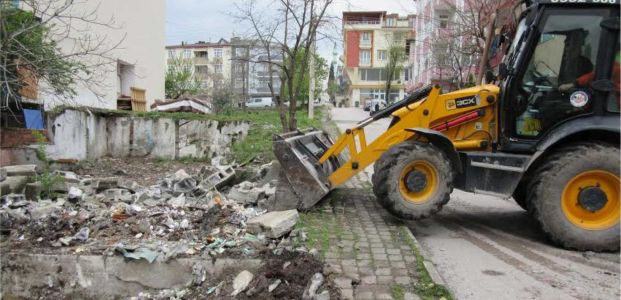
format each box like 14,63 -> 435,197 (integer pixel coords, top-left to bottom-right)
346,31 -> 360,68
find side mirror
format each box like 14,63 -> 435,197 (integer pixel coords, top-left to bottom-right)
498,63 -> 509,80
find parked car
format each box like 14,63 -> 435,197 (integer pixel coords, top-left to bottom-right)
246,97 -> 273,108
368,99 -> 387,115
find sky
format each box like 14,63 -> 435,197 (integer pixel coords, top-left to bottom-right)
166,0 -> 416,61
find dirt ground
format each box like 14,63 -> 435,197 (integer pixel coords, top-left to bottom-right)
75,157 -> 207,186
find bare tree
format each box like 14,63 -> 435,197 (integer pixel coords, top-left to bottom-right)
235,0 -> 335,132
383,42 -> 407,103
0,0 -> 124,114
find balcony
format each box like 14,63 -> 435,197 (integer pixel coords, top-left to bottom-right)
193,57 -> 208,65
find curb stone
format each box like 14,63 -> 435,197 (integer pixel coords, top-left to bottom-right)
400,224 -> 448,288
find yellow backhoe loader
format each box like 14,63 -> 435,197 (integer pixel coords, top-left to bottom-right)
273,0 -> 620,251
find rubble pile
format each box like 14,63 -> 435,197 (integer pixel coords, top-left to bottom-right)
0,161 -> 337,299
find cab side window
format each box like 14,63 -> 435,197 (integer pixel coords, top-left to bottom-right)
516,10 -> 606,138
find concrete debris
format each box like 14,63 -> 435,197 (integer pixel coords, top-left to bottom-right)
315,290 -> 331,300
104,188 -> 133,203
115,245 -> 158,263
200,165 -> 235,190
52,170 -> 80,183
268,279 -> 282,292
0,176 -> 28,196
247,209 -> 299,238
0,162 -> 338,299
302,273 -> 325,300
2,164 -> 39,177
67,186 -> 84,203
0,167 -> 6,182
231,270 -> 254,296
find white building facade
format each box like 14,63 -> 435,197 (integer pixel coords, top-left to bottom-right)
42,0 -> 166,111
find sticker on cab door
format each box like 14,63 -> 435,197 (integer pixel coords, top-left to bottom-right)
570,91 -> 589,108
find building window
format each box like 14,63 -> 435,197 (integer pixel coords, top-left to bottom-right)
214,48 -> 223,58
235,48 -> 246,57
213,80 -> 222,88
214,64 -> 222,73
168,50 -> 175,59
235,78 -> 244,88
360,68 -> 390,81
377,50 -> 387,61
360,32 -> 371,47
360,50 -> 371,65
405,68 -> 410,81
234,63 -> 243,73
386,18 -> 395,27
439,14 -> 449,29
183,49 -> 192,59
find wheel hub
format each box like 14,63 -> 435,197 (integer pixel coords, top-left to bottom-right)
578,186 -> 608,212
405,170 -> 428,193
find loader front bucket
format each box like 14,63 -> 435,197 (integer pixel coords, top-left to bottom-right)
272,129 -> 343,210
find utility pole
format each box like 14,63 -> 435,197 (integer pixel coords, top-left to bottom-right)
308,18 -> 316,119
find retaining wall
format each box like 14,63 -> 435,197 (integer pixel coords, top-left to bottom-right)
0,109 -> 249,166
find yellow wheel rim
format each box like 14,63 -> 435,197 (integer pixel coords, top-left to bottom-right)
561,170 -> 620,230
398,160 -> 438,204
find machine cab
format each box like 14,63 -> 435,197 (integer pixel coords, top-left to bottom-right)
498,0 -> 620,152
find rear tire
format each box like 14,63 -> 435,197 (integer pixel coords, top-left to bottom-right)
512,181 -> 529,211
529,142 -> 620,251
372,141 -> 452,220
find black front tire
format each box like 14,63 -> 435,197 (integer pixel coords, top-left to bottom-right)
528,142 -> 620,251
372,141 -> 453,220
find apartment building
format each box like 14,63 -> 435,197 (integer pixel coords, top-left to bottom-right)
410,0 -> 469,92
342,11 -> 415,107
229,38 -> 283,104
166,38 -> 282,106
166,39 -> 232,94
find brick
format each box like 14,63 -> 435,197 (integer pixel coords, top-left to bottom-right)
358,267 -> 374,274
389,255 -> 403,262
334,277 -> 353,289
372,253 -> 388,260
361,275 -> 377,284
395,276 -> 411,285
386,248 -> 401,255
341,289 -> 354,300
371,247 -> 386,254
392,268 -> 409,276
377,275 -> 394,284
391,261 -> 407,268
355,291 -> 375,300
375,268 -> 392,275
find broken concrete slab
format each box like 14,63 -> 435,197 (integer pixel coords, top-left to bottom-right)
0,176 -> 28,196
247,209 -> 298,238
231,270 -> 254,296
24,182 -> 42,200
103,188 -> 133,203
1,165 -> 39,177
0,253 -> 262,299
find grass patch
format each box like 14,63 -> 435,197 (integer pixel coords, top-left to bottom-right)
230,109 -> 324,163
295,210 -> 331,255
390,284 -> 406,300
400,226 -> 453,300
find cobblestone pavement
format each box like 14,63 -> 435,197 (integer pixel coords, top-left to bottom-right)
305,173 -> 423,300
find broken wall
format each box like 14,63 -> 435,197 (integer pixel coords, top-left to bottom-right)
1,108 -> 249,165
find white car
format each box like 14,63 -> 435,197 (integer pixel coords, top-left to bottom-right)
246,97 -> 273,108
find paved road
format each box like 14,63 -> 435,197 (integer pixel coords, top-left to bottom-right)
330,107 -> 620,300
